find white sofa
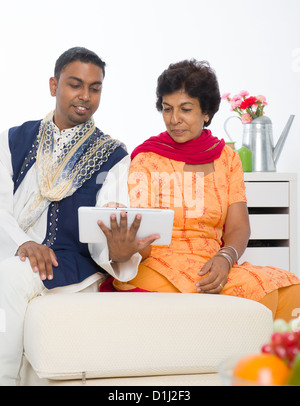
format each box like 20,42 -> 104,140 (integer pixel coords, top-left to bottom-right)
20,292 -> 273,386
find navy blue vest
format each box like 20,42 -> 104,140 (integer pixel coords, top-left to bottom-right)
9,120 -> 128,289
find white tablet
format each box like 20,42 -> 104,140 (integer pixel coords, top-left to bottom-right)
78,206 -> 174,245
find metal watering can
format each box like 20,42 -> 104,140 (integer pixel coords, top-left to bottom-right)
224,115 -> 295,171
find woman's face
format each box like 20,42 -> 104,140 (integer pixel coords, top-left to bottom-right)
162,89 -> 209,143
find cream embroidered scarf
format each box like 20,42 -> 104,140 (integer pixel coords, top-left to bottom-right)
19,114 -> 125,232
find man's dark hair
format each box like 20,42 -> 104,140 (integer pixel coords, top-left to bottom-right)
54,47 -> 106,80
156,59 -> 221,127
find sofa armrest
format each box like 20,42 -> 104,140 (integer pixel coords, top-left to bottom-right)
24,292 -> 273,381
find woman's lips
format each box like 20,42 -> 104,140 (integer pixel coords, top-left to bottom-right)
171,129 -> 186,135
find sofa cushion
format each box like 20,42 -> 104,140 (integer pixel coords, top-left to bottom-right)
24,292 -> 273,380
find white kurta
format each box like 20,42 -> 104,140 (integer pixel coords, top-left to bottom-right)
0,118 -> 141,385
0,118 -> 141,289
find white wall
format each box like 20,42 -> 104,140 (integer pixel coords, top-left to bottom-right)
1,0 -> 300,265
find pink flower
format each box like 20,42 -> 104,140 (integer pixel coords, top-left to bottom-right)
222,89 -> 268,120
239,90 -> 249,98
232,94 -> 242,101
241,112 -> 252,123
221,92 -> 231,100
256,95 -> 267,105
230,99 -> 242,110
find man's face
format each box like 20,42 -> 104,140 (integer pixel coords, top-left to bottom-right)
49,60 -> 104,130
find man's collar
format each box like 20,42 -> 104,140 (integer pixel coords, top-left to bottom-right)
44,111 -> 85,135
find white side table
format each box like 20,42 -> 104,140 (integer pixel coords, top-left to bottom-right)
239,172 -> 297,276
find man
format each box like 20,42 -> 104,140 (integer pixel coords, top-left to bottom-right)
0,47 -> 157,385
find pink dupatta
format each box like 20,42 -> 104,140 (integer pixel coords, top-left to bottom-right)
131,129 -> 225,164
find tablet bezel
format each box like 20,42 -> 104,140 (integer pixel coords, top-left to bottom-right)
78,206 -> 174,245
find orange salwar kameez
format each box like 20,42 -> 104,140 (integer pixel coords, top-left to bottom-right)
114,146 -> 300,317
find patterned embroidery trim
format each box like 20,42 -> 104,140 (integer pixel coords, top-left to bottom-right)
14,138 -> 40,189
43,202 -> 59,247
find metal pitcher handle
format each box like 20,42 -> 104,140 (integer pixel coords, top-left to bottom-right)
224,116 -> 241,142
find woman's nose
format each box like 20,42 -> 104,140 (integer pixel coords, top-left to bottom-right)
171,111 -> 182,124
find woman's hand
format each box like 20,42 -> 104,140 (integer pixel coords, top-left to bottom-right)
97,211 -> 159,263
195,255 -> 230,294
195,201 -> 251,294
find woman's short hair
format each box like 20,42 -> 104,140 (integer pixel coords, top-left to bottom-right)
54,47 -> 106,81
156,59 -> 221,127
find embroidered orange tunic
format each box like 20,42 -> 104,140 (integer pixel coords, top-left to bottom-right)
126,146 -> 300,301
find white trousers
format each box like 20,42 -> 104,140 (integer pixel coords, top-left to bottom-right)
0,256 -> 103,386
0,257 -> 43,386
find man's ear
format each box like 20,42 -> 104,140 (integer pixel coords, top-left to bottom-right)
49,77 -> 57,97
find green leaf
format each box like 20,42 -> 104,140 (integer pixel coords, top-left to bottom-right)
287,352 -> 300,386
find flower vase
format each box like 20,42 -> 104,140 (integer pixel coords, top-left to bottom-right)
241,116 -> 276,172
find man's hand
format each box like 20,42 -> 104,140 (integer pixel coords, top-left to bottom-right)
17,241 -> 58,281
97,211 -> 160,263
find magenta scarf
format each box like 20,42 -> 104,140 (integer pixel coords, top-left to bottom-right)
131,130 -> 225,164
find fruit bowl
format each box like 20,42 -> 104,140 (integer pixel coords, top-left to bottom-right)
218,355 -> 260,386
218,318 -> 300,386
218,354 -> 289,386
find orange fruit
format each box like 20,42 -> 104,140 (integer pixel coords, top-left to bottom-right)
233,353 -> 291,385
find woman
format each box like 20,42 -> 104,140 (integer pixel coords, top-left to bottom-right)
104,59 -> 300,321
